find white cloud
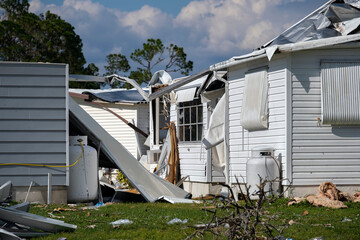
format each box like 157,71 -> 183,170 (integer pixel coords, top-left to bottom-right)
27,0 -> 321,75
29,0 -> 44,13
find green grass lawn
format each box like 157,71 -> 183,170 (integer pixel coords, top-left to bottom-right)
27,199 -> 360,240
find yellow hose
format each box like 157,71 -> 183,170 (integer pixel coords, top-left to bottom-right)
0,141 -> 84,168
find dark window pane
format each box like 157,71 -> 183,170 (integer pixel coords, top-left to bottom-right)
191,125 -> 197,141
191,107 -> 197,123
178,109 -> 184,124
184,108 -> 190,124
198,106 -> 203,122
185,126 -> 190,141
197,124 -> 203,141
179,126 -> 184,141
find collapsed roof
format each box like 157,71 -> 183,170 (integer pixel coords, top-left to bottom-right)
212,0 -> 360,70
69,88 -> 148,104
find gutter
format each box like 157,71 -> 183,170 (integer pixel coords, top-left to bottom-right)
211,34 -> 360,71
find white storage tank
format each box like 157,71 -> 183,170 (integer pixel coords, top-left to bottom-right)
246,147 -> 280,198
68,136 -> 98,202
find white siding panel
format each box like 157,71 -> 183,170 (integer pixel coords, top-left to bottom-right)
291,48 -> 360,186
74,99 -> 141,158
0,62 -> 68,187
228,58 -> 287,184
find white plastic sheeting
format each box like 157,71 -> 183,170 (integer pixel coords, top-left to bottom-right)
240,68 -> 268,131
202,94 -> 226,171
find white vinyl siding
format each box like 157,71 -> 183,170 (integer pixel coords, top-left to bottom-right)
291,48 -> 360,185
171,103 -> 208,182
74,99 -> 148,159
228,57 -> 287,184
0,62 -> 68,187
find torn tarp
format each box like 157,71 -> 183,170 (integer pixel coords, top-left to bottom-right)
69,97 -> 190,202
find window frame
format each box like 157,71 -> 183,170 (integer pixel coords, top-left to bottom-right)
177,98 -> 203,142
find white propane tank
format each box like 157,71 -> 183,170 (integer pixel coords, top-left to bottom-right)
68,136 -> 98,203
246,147 -> 280,198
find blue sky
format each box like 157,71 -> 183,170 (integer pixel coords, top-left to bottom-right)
30,0 -> 328,77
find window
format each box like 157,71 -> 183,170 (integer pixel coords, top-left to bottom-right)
321,61 -> 360,125
177,99 -> 203,142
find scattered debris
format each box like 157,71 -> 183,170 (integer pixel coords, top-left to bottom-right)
288,182 -> 360,209
302,210 -> 309,216
288,220 -> 297,225
86,225 -> 96,229
167,218 -> 188,225
342,217 -> 352,222
0,182 -> 76,238
110,219 -> 133,227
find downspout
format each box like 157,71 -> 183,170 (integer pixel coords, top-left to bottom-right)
214,71 -> 230,185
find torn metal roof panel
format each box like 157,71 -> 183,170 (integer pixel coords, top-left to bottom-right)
69,97 -> 190,202
0,229 -> 21,240
0,207 -> 77,233
148,69 -> 212,100
69,89 -> 148,103
211,0 -> 360,71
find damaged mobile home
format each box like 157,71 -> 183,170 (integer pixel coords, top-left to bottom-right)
0,62 -> 190,203
160,0 -> 360,197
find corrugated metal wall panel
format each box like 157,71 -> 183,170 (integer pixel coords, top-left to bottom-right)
0,62 -> 68,187
321,61 -> 360,125
291,49 -> 360,186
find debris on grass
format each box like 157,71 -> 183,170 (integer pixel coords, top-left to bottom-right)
167,218 -> 188,224
341,217 -> 352,222
288,182 -> 360,209
110,219 -> 133,227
